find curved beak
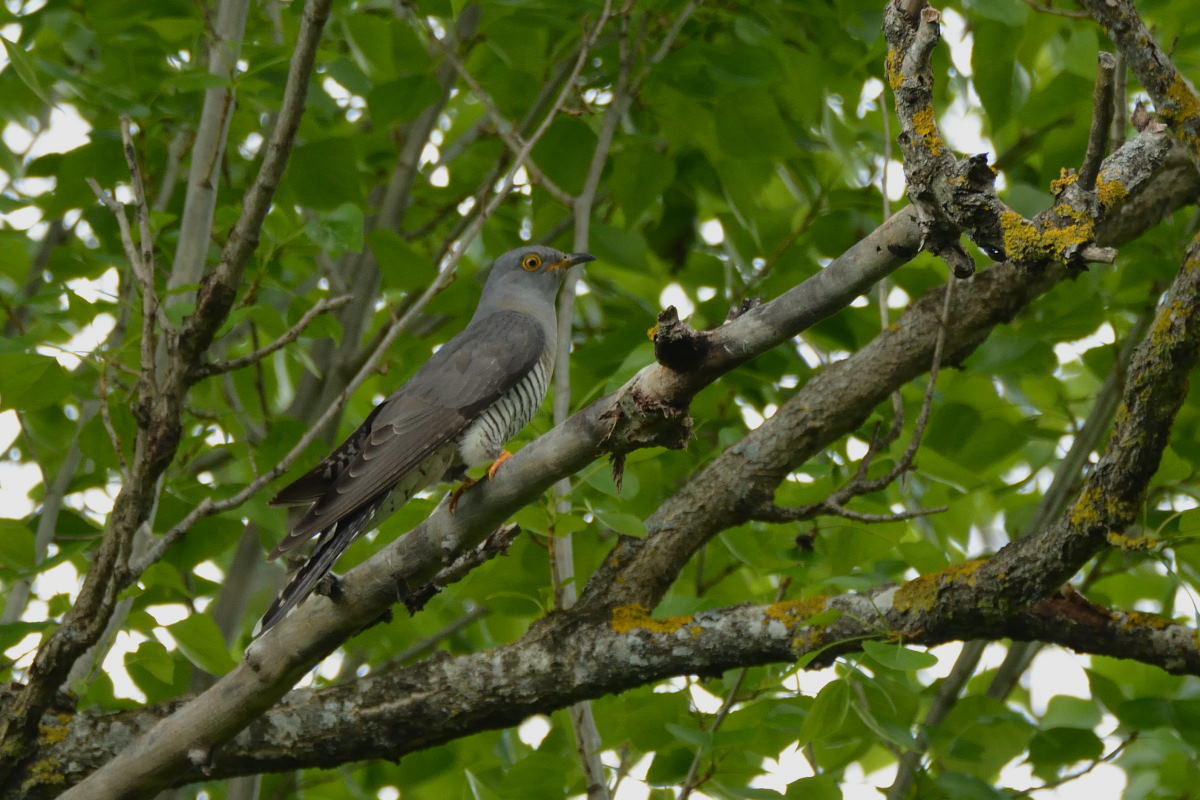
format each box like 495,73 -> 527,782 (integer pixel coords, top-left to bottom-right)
549,252 -> 596,270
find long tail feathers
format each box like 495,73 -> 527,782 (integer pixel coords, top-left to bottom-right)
256,508 -> 374,635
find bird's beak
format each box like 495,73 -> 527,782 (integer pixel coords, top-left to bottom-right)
549,252 -> 596,271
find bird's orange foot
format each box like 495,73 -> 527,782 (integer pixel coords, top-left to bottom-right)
487,449 -> 513,480
448,476 -> 477,514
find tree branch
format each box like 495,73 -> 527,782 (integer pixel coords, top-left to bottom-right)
168,0 -> 250,296
406,10 -> 576,206
1079,0 -> 1200,166
50,124 -> 1187,797
30,588 -> 1200,795
189,295 -> 351,381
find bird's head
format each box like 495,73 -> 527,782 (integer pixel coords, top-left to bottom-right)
483,245 -> 596,304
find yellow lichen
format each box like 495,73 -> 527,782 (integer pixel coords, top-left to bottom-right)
610,603 -> 692,634
1070,484 -> 1135,530
886,49 -> 904,90
646,323 -> 659,341
1105,532 -> 1158,552
1121,610 -> 1176,631
792,627 -> 826,654
1148,300 -> 1186,348
894,559 -> 987,613
37,721 -> 69,746
1095,170 -> 1129,210
1161,72 -> 1200,157
1050,168 -> 1078,195
765,595 -> 830,627
1000,207 -> 1094,264
21,757 -> 65,792
1161,72 -> 1200,125
911,105 -> 944,156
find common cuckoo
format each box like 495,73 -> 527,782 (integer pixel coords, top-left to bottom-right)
258,246 -> 594,632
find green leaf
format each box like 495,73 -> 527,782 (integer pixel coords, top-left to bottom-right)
1027,727 -> 1103,781
285,138 -> 361,209
369,229 -> 435,291
0,353 -> 69,410
1,36 -> 49,102
168,613 -> 236,676
125,640 -> 175,687
665,722 -> 712,748
306,203 -> 364,257
645,746 -> 693,786
0,518 -> 35,571
800,680 -> 848,744
714,88 -> 795,159
591,507 -> 646,537
783,774 -> 841,799
861,640 -> 938,671
610,143 -> 675,225
1114,697 -> 1173,729
368,76 -> 442,124
1041,695 -> 1102,730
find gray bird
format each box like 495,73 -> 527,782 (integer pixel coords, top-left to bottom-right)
259,246 -> 594,632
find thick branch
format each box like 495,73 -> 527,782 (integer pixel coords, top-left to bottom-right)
53,127 -> 1188,798
26,590 -> 1200,794
576,129 -> 1177,615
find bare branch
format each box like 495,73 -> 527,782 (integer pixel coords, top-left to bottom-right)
752,274 -> 955,527
86,177 -> 163,391
1080,52 -> 1117,189
189,294 -> 352,381
169,0 -> 250,296
1079,0 -> 1200,166
407,11 -> 576,206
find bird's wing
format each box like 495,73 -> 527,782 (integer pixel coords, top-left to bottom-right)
269,310 -> 545,554
269,402 -> 387,507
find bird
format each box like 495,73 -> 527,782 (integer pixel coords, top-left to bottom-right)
257,245 -> 594,633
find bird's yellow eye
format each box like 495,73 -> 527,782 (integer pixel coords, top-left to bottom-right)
521,253 -> 543,271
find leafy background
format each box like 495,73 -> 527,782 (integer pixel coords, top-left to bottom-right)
2,0 -> 1200,797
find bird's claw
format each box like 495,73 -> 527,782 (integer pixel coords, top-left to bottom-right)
448,476 -> 477,514
448,451 -> 513,514
487,449 -> 513,480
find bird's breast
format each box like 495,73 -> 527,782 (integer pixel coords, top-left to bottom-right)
457,356 -> 551,467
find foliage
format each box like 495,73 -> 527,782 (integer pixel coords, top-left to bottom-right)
2,0 -> 1200,797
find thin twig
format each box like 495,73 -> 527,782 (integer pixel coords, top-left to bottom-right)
1079,52 -> 1117,190
888,298 -> 1156,794
85,178 -> 163,391
407,12 -> 575,206
679,579 -> 791,800
753,278 -> 956,526
886,640 -> 986,799
382,606 -> 491,668
190,295 -> 351,381
542,6 -> 623,797
1110,52 -> 1128,148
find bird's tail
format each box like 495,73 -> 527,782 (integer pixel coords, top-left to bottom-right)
256,505 -> 375,634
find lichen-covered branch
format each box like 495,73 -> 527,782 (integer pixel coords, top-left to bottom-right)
1079,0 -> 1200,165
23,587 -> 1200,796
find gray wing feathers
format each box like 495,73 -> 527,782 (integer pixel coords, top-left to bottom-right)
268,310 -> 545,555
